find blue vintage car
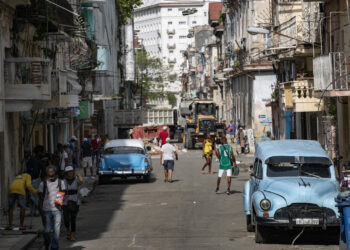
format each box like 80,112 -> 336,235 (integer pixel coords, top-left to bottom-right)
243,140 -> 340,243
97,139 -> 152,184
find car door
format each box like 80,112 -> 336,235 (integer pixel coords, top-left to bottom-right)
254,159 -> 263,189
249,158 -> 259,197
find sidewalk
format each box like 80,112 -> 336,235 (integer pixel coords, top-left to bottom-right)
0,168 -> 97,250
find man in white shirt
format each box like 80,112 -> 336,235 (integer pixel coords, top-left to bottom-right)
58,144 -> 68,178
160,138 -> 178,183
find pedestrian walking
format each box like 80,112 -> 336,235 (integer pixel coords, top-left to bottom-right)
238,127 -> 246,154
215,137 -> 237,195
39,166 -> 66,250
58,144 -> 68,178
214,133 -> 222,162
159,126 -> 169,146
160,138 -> 178,183
227,120 -> 236,143
91,135 -> 101,167
7,172 -> 38,230
201,134 -> 213,174
69,136 -> 79,169
81,138 -> 93,177
63,166 -> 83,241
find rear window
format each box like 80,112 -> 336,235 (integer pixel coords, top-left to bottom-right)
104,146 -> 144,155
267,163 -> 331,178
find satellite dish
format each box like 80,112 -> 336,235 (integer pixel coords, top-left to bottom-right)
247,27 -> 269,35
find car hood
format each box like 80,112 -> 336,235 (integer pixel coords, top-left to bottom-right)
263,177 -> 339,206
102,154 -> 145,169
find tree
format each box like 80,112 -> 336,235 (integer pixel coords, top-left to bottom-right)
117,0 -> 143,25
135,50 -> 169,103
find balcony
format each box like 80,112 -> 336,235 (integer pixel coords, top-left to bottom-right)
313,52 -> 350,96
4,58 -> 51,101
41,69 -> 81,108
276,5 -> 320,53
168,56 -> 176,64
167,42 -> 176,49
167,28 -> 175,35
281,79 -> 323,112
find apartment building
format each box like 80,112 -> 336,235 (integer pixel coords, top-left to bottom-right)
215,0 -> 276,140
134,0 -> 221,108
0,0 -> 130,209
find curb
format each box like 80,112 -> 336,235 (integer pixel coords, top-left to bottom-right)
10,234 -> 38,250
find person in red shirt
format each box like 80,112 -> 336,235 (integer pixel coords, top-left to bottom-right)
91,135 -> 101,167
159,126 -> 169,145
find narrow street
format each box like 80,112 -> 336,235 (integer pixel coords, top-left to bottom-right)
29,148 -> 338,250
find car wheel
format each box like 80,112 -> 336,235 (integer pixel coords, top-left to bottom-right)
98,175 -> 108,185
143,174 -> 150,183
254,214 -> 267,243
246,215 -> 254,232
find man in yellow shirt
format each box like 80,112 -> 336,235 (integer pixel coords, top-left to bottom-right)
7,172 -> 37,230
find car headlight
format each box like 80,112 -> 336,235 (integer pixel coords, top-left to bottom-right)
260,199 -> 271,211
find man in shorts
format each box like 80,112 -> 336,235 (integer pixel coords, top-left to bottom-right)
81,138 -> 93,177
215,137 -> 237,195
160,138 -> 178,183
7,172 -> 37,230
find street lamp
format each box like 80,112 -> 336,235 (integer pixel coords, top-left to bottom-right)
247,26 -> 313,44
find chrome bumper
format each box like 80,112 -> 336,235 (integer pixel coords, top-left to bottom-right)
98,170 -> 150,175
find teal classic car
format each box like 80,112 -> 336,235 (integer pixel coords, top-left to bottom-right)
98,139 -> 152,184
243,140 -> 340,243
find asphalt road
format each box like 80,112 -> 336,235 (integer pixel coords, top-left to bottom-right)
29,148 -> 338,250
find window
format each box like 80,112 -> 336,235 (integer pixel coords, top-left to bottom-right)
204,12 -> 207,16
169,36 -> 173,39
169,50 -> 174,53
179,36 -> 186,39
256,160 -> 263,179
168,21 -> 173,25
179,21 -> 186,25
179,8 -> 185,11
192,21 -> 197,24
168,8 -> 172,11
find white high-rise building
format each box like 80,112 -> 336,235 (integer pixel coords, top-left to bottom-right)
134,0 -> 220,107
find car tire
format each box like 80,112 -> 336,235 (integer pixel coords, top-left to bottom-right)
143,174 -> 150,183
246,215 -> 254,232
99,175 -> 108,185
254,214 -> 267,243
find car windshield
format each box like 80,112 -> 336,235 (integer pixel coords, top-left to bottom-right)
104,146 -> 144,155
197,103 -> 215,116
267,163 -> 331,178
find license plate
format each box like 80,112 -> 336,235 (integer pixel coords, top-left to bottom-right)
118,167 -> 129,171
295,218 -> 319,225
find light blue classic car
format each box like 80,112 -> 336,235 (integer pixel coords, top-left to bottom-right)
243,140 -> 340,243
98,139 -> 152,184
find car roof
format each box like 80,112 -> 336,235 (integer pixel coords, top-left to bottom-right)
255,140 -> 330,161
104,139 -> 144,150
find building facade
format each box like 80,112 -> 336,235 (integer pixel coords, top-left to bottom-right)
0,0 -> 129,209
134,0 -> 221,108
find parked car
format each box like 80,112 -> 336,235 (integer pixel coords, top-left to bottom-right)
97,139 -> 152,184
243,140 -> 340,243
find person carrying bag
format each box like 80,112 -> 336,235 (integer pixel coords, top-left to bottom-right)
62,166 -> 83,241
215,137 -> 239,195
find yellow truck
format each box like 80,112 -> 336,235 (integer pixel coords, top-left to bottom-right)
182,100 -> 224,149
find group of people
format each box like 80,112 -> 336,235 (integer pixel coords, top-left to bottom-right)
8,163 -> 83,250
7,134 -> 109,250
202,133 -> 238,195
